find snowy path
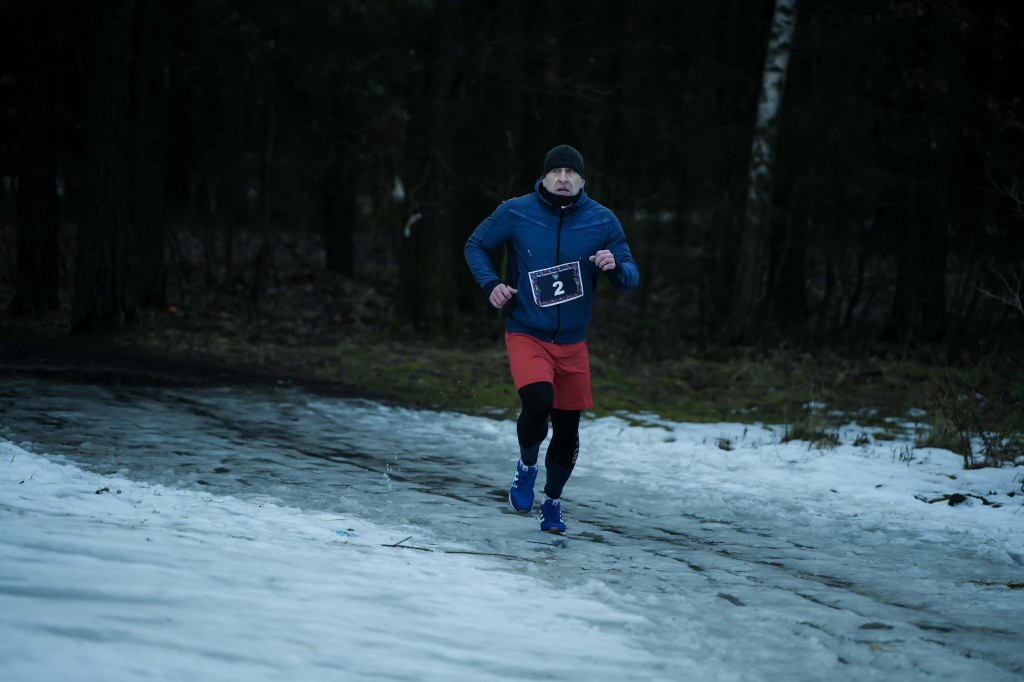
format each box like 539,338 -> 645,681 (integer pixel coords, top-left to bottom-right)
1,376 -> 1023,681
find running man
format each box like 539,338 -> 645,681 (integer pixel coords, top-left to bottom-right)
464,144 -> 640,534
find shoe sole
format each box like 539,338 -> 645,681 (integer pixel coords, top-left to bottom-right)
542,527 -> 565,535
508,492 -> 532,514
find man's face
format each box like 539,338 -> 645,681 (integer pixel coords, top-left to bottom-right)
542,168 -> 585,197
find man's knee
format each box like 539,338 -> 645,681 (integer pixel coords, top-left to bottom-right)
547,434 -> 579,471
548,408 -> 581,470
518,381 -> 554,417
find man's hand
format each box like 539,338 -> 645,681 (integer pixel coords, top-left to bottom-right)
589,249 -> 616,271
489,283 -> 518,308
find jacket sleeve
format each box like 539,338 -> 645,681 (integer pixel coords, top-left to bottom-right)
604,215 -> 639,294
464,203 -> 509,296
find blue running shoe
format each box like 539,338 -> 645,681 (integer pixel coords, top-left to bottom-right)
508,460 -> 538,513
539,498 -> 566,534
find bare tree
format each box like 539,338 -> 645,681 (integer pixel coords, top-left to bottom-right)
73,5 -> 138,331
725,0 -> 799,341
979,266 -> 1023,316
980,171 -> 1024,316
11,5 -> 60,315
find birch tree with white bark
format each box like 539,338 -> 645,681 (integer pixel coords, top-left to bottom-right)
726,0 -> 799,341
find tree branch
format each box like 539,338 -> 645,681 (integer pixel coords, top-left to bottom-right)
976,264 -> 1024,316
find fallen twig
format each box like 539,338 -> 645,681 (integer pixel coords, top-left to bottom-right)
381,536 -> 432,552
915,492 -> 993,506
443,550 -> 534,562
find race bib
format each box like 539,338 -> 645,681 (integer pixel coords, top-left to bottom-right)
528,261 -> 584,308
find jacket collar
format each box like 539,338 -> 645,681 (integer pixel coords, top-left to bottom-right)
534,178 -> 588,213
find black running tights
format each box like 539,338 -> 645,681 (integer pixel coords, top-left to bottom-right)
516,381 -> 580,472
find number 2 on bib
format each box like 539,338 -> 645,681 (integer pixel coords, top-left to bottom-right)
528,261 -> 584,308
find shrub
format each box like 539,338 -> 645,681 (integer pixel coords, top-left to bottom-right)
928,374 -> 1024,468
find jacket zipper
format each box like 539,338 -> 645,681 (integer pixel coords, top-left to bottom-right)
552,208 -> 565,342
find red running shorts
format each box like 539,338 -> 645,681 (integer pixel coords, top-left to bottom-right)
505,332 -> 593,410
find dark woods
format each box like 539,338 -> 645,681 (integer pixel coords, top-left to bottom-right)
2,0 -> 1022,358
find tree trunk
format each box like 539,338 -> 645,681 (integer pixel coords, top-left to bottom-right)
132,0 -> 170,307
246,99 -> 277,334
884,8 -> 962,344
73,3 -> 138,331
724,0 -> 798,342
322,162 -> 354,277
11,6 -> 60,314
766,197 -> 806,331
397,0 -> 465,333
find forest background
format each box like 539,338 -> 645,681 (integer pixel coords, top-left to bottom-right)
1,0 -> 1022,462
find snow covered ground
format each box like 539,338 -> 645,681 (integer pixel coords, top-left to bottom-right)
1,376 -> 1023,681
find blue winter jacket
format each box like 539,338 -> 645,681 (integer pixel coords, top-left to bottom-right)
464,179 -> 639,343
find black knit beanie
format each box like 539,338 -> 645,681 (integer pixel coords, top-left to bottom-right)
543,144 -> 585,179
